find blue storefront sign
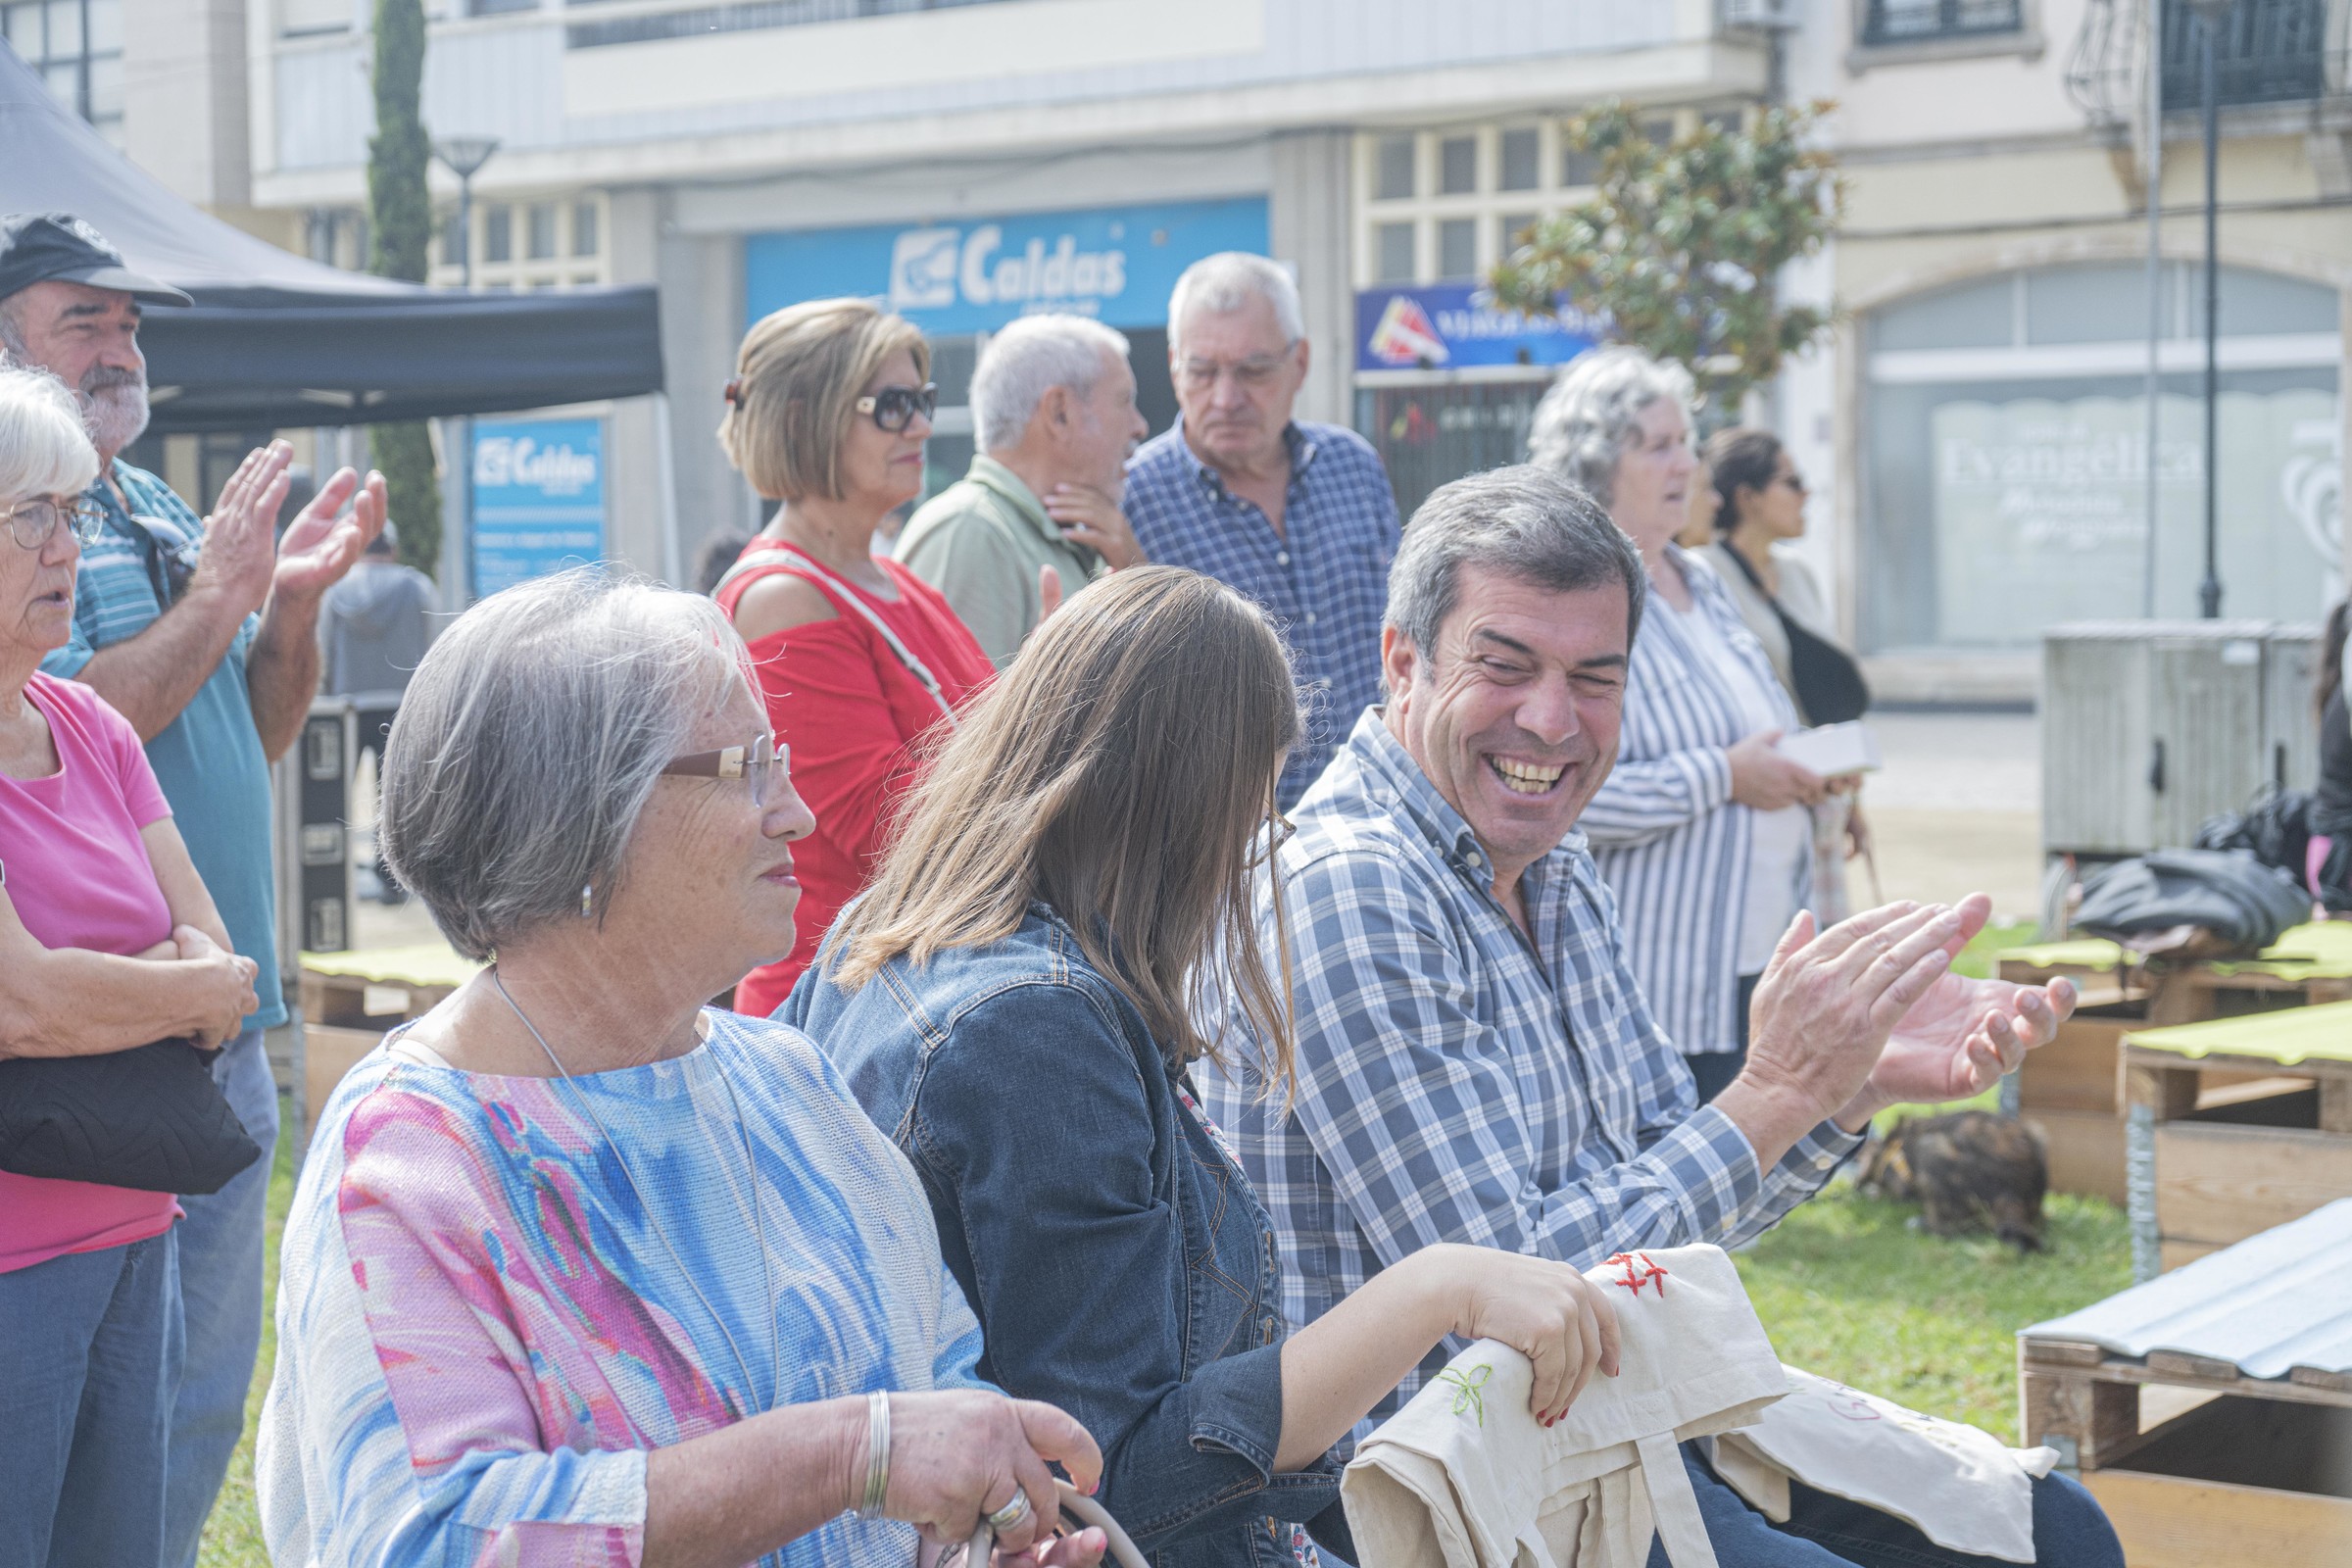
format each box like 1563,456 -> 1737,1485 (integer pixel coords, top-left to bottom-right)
745,196 -> 1270,335
1354,283 -> 1604,373
469,418 -> 605,599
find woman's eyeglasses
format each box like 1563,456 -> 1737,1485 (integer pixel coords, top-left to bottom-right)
2,497 -> 105,551
856,382 -> 938,434
662,733 -> 790,807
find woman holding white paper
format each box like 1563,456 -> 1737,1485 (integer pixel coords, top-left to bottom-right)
1700,426 -> 1871,924
1528,350 -> 1826,1102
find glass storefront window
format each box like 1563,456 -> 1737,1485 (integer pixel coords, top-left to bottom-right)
1860,263 -> 2341,653
1356,381 -> 1547,522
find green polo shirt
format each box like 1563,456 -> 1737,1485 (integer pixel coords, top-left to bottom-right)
896,456 -> 1104,667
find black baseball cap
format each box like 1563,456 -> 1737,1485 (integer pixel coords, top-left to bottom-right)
0,212 -> 192,307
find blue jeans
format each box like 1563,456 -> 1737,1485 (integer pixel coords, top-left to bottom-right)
162,1025 -> 279,1568
1645,1442 -> 2125,1567
0,1230 -> 184,1568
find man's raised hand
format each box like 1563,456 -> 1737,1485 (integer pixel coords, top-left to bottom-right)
274,466 -> 386,605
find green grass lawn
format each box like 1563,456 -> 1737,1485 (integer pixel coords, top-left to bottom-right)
195,1098 -> 294,1568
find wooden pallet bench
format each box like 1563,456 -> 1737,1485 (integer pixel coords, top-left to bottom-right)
1998,921 -> 2352,1027
2120,1000 -> 2352,1274
2020,1200 -> 2352,1567
297,945 -> 482,1146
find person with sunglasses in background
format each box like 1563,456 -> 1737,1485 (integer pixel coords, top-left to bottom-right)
713,298 -> 995,1014
1120,253 -> 1402,809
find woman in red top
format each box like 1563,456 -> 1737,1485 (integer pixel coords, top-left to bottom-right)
715,298 -> 995,1013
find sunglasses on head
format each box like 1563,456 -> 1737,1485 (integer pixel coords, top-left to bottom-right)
856,382 -> 938,434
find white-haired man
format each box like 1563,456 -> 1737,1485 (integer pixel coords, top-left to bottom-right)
897,314 -> 1149,665
0,210 -> 383,1568
1122,252 -> 1400,807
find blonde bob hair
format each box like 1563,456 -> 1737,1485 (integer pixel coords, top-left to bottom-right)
826,565 -> 1300,1082
717,297 -> 928,502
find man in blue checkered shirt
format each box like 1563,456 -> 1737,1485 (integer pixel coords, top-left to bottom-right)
1199,466 -> 2114,1565
1122,253 -> 1398,808
2,212 -> 385,1568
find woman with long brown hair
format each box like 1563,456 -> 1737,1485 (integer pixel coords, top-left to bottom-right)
784,566 -> 1619,1567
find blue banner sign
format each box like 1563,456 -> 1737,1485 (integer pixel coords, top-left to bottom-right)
470,418 -> 605,600
1354,283 -> 1603,372
746,197 -> 1271,335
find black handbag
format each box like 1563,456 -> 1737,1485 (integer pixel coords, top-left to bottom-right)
0,1037 -> 263,1195
2072,849 -> 2312,959
1716,545 -> 1871,725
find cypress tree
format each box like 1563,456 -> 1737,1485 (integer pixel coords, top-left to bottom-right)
365,0 -> 443,579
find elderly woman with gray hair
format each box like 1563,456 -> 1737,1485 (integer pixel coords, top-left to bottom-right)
1528,348 -> 1829,1102
258,570 -> 1107,1568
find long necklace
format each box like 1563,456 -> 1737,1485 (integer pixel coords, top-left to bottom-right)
490,970 -> 782,1418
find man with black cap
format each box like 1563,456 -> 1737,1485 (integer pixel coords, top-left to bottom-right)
0,211 -> 383,1565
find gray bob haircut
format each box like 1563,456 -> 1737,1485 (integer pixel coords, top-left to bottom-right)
1386,465 -> 1646,663
1167,252 -> 1304,357
1525,346 -> 1693,509
0,367 -> 100,502
970,314 -> 1131,454
379,567 -> 753,961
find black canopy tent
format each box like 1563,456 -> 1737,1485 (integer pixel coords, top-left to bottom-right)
0,41 -> 663,432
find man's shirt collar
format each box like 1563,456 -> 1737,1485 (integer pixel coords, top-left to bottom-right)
963,454 -> 1068,554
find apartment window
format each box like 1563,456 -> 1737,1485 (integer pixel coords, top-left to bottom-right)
431,191 -> 609,290
1860,0 -> 2024,45
467,0 -> 538,14
1561,144 -> 1600,188
1438,219 -> 1478,281
5,0 -> 124,144
1498,212 -> 1539,258
1373,222 -> 1416,285
278,0 -> 349,34
1438,135 -> 1478,196
1499,128 -> 1540,192
1374,135 -> 1416,201
2159,0 -> 2327,111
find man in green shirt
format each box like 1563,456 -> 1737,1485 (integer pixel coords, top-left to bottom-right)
898,314 -> 1149,664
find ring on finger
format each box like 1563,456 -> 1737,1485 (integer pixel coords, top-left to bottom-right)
987,1492 -> 1035,1534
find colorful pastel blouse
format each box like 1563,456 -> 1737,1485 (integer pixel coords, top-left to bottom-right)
257,1008 -> 986,1567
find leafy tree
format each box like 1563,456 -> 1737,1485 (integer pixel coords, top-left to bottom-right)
1492,101 -> 1844,417
365,0 -> 442,578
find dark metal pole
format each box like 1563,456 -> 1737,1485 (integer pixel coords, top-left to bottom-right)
2197,8 -> 2223,618
459,173 -> 475,607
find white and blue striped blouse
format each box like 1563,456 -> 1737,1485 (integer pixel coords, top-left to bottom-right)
1581,546 -> 1813,1057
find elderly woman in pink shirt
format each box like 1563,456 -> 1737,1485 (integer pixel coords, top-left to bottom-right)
0,367 -> 259,1568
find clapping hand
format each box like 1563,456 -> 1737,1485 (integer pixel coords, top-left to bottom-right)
274,466 -> 386,605
1864,893 -> 2074,1105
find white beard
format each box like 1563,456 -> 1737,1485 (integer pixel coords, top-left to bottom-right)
83,379 -> 151,456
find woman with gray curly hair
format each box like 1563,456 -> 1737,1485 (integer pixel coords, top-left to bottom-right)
259,569 -> 1106,1568
1527,348 -> 1828,1102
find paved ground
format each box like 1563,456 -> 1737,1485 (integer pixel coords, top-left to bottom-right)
1855,710 -> 2043,920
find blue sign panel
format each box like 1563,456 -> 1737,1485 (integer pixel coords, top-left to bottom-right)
746,197 -> 1271,335
470,418 -> 605,600
1354,283 -> 1603,373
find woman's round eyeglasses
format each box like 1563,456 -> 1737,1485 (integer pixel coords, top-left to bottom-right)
662,733 -> 789,807
856,382 -> 938,434
3,497 -> 106,551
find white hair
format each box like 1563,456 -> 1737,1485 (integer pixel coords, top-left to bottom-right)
1526,346 -> 1693,509
0,366 -> 101,504
1166,252 -> 1303,358
379,567 -> 754,961
969,315 -> 1132,455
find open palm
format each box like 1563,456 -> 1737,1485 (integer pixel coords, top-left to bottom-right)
274,467 -> 386,602
1870,894 -> 2075,1103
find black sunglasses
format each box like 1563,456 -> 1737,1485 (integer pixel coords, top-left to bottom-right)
856,382 -> 938,434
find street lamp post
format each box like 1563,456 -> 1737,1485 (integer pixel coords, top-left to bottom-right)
431,136 -> 500,608
2184,0 -> 2232,619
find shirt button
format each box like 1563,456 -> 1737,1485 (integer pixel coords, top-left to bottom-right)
1814,1152 -> 1837,1170
1276,551 -> 1291,565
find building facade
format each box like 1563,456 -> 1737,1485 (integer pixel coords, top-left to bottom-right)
38,0 -> 2348,700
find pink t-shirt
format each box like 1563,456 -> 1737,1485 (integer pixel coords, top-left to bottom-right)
0,672 -> 182,1274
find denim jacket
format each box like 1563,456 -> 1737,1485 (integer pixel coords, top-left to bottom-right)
782,906 -> 1348,1566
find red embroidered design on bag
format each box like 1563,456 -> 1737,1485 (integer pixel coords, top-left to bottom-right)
1604,1251 -> 1669,1298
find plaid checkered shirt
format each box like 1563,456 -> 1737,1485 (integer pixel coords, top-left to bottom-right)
1122,420 -> 1399,808
1197,710 -> 1861,1420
